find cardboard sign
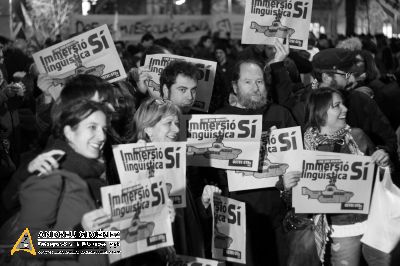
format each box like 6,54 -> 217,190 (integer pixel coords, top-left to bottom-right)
211,195 -> 246,264
112,142 -> 187,208
285,150 -> 375,214
241,0 -> 313,50
212,14 -> 244,39
101,177 -> 173,263
33,24 -> 126,99
227,126 -> 303,191
181,114 -> 262,171
143,54 -> 217,113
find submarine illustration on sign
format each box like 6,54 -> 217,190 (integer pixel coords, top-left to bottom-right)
112,213 -> 155,243
302,184 -> 354,203
187,135 -> 242,160
236,159 -> 289,178
144,78 -> 161,93
52,54 -> 105,87
214,226 -> 233,249
250,17 -> 295,39
52,64 -> 106,87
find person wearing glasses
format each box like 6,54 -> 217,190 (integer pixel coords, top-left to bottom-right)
282,87 -> 390,266
273,48 -> 398,172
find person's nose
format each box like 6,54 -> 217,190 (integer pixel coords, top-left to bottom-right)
341,104 -> 348,114
98,128 -> 106,142
187,90 -> 195,101
171,123 -> 179,134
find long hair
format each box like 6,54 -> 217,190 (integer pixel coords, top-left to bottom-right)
305,87 -> 343,129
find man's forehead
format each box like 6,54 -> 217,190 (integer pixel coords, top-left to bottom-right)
239,62 -> 263,76
173,73 -> 198,87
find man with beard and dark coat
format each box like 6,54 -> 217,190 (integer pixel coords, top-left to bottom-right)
214,58 -> 296,266
275,48 -> 399,171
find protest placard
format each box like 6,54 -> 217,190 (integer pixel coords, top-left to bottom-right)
241,0 -> 313,50
33,24 -> 126,99
101,176 -> 173,263
284,150 -> 375,214
227,126 -> 303,191
181,114 -> 262,171
171,255 -> 225,266
212,14 -> 244,39
112,142 -> 187,208
212,195 -> 246,264
144,54 -> 217,113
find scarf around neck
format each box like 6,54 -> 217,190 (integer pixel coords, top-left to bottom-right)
304,125 -> 362,155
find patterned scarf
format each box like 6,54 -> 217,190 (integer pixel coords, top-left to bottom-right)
303,125 -> 362,262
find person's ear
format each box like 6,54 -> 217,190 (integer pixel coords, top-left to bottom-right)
162,85 -> 169,100
232,81 -> 238,95
63,126 -> 73,143
144,127 -> 153,140
321,73 -> 333,84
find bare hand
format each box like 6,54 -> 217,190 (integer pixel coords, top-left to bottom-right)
282,171 -> 302,190
129,66 -> 152,94
270,37 -> 289,64
202,185 -> 222,209
167,198 -> 176,223
37,73 -> 57,100
371,149 -> 390,167
81,208 -> 111,231
28,150 -> 65,175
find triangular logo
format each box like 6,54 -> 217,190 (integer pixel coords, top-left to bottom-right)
11,228 -> 36,256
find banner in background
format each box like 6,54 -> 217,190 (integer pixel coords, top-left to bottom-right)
112,142 -> 187,208
101,177 -> 173,263
241,0 -> 313,50
70,14 -> 211,41
181,114 -> 262,171
70,14 -> 246,41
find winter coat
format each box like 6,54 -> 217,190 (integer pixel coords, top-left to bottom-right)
18,139 -> 108,266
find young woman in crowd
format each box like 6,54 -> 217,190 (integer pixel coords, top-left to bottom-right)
18,100 -> 110,266
283,87 -> 390,266
2,74 -> 116,213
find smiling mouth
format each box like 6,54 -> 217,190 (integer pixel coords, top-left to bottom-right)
167,135 -> 177,141
89,143 -> 103,150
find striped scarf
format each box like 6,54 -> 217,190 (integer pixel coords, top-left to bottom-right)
303,125 -> 362,262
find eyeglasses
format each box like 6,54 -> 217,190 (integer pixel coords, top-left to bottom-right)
329,71 -> 353,80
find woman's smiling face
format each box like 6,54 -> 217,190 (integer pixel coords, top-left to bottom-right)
322,93 -> 348,134
146,114 -> 180,142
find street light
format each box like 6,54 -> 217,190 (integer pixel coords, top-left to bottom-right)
175,0 -> 185,6
82,0 -> 91,16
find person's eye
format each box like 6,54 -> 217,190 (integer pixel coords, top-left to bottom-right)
257,80 -> 264,85
89,125 -> 97,130
179,88 -> 186,93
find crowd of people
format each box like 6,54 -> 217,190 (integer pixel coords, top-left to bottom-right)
0,29 -> 400,266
